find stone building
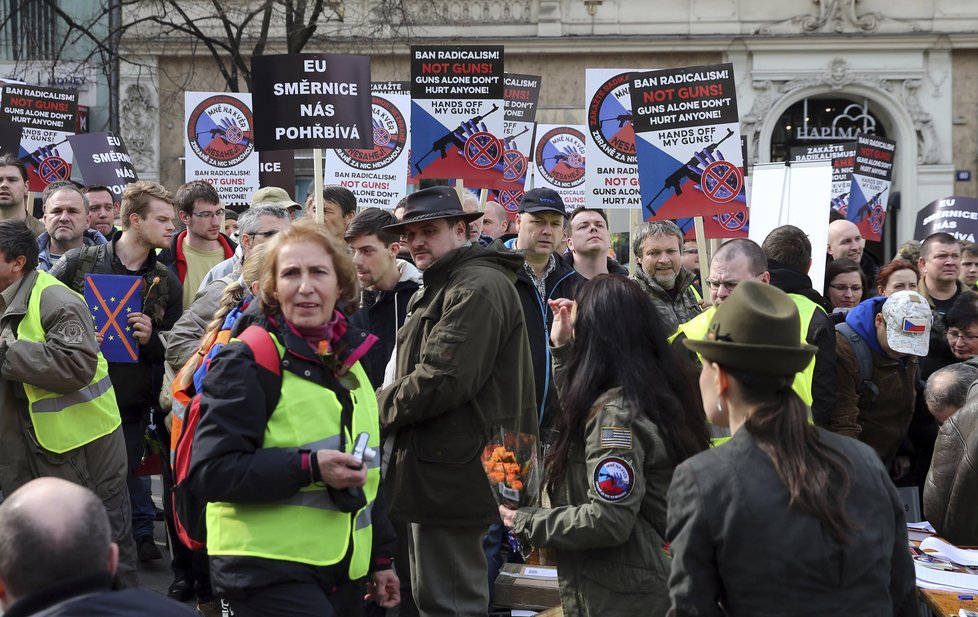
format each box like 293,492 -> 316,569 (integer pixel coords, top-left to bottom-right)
117,0 -> 978,253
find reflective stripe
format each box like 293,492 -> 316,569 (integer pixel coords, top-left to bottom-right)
31,374 -> 114,413
301,435 -> 341,452
356,504 -> 373,530
281,489 -> 341,511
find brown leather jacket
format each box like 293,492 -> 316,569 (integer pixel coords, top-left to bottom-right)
832,330 -> 918,464
924,401 -> 978,546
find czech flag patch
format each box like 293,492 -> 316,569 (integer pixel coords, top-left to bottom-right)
903,318 -> 928,333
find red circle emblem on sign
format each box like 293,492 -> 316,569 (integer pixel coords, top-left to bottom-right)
464,132 -> 502,170
702,160 -> 743,204
38,156 -> 71,183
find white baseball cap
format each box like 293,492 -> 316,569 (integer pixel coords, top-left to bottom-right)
881,290 -> 932,356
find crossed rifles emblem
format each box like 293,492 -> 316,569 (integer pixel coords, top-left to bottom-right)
89,277 -> 142,361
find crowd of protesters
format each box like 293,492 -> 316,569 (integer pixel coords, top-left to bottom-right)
0,152 -> 972,617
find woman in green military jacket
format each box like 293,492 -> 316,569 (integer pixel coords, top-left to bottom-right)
500,275 -> 709,617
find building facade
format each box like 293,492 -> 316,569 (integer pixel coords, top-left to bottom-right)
119,0 -> 978,251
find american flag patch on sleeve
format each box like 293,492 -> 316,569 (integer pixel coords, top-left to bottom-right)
600,427 -> 632,449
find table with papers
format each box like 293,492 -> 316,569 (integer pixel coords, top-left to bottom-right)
910,522 -> 978,616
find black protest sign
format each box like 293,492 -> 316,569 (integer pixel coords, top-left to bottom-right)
410,46 -> 504,101
259,150 -> 296,194
914,196 -> 978,242
0,120 -> 23,156
846,134 -> 896,241
630,64 -> 738,133
0,83 -> 78,131
790,142 -> 856,212
67,132 -> 138,198
251,54 -> 372,151
504,74 -> 541,125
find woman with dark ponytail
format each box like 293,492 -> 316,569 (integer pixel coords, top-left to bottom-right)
670,280 -> 916,616
499,275 -> 709,617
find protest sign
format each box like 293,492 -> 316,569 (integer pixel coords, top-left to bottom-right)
790,142 -> 855,214
0,83 -> 77,191
532,124 -> 586,212
585,69 -> 648,209
629,63 -> 746,223
251,54 -> 372,151
185,92 -> 259,206
0,120 -> 23,156
325,83 -> 411,209
258,151 -> 296,197
490,188 -> 525,220
67,132 -> 138,198
495,74 -> 541,191
676,135 -> 750,239
409,45 -> 505,183
846,134 -> 896,242
85,274 -> 142,364
914,196 -> 978,242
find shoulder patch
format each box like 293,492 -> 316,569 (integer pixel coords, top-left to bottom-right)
593,456 -> 634,502
56,319 -> 86,345
600,426 -> 632,449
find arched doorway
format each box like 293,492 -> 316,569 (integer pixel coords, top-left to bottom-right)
769,96 -> 889,162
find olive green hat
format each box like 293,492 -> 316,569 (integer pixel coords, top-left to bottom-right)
683,280 -> 816,376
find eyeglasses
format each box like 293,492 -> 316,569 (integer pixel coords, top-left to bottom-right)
247,230 -> 279,239
828,284 -> 863,293
946,329 -> 978,343
705,279 -> 740,291
190,209 -> 225,219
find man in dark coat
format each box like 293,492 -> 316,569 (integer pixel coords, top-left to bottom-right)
0,477 -> 194,616
378,187 -> 537,617
512,188 -> 582,435
762,224 -> 838,427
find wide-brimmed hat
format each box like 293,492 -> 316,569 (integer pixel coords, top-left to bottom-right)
881,290 -> 931,356
382,186 -> 482,234
252,186 -> 301,210
684,281 -> 816,376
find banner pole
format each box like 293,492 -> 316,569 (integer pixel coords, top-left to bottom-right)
313,148 -> 324,225
479,188 -> 488,211
628,209 -> 638,277
455,179 -> 465,205
694,216 -> 710,287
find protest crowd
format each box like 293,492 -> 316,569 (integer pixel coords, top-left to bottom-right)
0,50 -> 974,617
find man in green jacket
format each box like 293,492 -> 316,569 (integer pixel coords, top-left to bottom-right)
378,187 -> 537,617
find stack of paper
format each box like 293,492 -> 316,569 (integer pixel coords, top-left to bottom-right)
914,537 -> 978,593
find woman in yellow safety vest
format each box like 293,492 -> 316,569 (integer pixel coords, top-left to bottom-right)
187,220 -> 399,617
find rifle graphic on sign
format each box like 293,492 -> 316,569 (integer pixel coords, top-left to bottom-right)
645,128 -> 735,212
854,190 -> 886,225
414,104 -> 500,174
599,112 -> 633,128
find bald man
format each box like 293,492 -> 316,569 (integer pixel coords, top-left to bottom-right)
481,200 -> 511,239
0,478 -> 194,615
827,219 -> 879,288
827,219 -> 865,264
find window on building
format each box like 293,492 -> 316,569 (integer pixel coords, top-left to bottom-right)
770,96 -> 888,162
0,0 -> 60,61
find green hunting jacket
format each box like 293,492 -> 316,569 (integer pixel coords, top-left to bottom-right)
379,241 -> 537,526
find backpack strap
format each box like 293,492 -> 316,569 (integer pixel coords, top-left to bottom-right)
237,325 -> 283,418
835,321 -> 880,403
71,244 -> 105,293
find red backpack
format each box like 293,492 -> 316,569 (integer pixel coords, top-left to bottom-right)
170,325 -> 282,550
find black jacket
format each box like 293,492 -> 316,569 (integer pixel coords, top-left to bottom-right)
5,572 -> 195,616
47,237 -> 183,412
767,259 -> 838,428
515,254 -> 582,432
559,251 -> 629,277
187,310 -> 396,594
349,261 -> 422,389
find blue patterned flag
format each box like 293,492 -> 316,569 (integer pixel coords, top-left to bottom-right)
84,274 -> 142,363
